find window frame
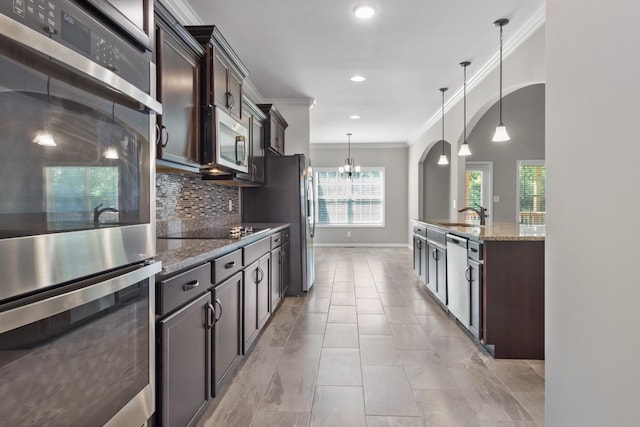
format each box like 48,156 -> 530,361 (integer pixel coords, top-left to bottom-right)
314,166 -> 385,228
516,159 -> 546,225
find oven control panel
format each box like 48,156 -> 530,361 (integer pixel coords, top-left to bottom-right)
1,0 -> 150,93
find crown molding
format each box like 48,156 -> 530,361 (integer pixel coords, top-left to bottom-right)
159,0 -> 203,25
408,3 -> 546,145
311,142 -> 408,150
242,79 -> 265,104
263,98 -> 317,108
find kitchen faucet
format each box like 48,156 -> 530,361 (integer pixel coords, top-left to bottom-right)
94,203 -> 119,225
458,204 -> 488,226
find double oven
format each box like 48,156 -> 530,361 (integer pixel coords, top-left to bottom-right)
0,1 -> 160,426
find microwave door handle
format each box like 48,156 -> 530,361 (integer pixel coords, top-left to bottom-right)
236,136 -> 246,165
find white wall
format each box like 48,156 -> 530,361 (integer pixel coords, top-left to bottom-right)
310,144 -> 409,246
275,104 -> 311,158
408,26 -> 546,237
546,1 -> 640,426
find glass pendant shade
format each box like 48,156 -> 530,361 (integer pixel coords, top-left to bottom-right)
493,123 -> 510,142
33,130 -> 56,146
438,154 -> 449,165
458,142 -> 471,156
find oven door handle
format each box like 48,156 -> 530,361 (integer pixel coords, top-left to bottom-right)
0,261 -> 161,334
0,14 -> 162,114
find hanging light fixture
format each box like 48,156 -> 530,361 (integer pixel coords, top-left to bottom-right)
33,76 -> 57,147
437,88 -> 449,165
458,61 -> 472,156
338,133 -> 361,179
492,18 -> 510,142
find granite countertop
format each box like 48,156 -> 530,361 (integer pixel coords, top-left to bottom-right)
154,222 -> 290,276
413,219 -> 545,242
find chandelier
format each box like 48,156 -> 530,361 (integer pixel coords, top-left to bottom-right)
339,133 -> 361,179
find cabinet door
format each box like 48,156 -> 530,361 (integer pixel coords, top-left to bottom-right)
468,259 -> 483,339
160,293 -> 212,427
435,248 -> 447,304
251,115 -> 265,183
156,24 -> 200,168
276,123 -> 285,155
413,237 -> 421,277
270,247 -> 282,310
243,261 -> 259,353
426,243 -> 438,295
228,69 -> 243,119
214,272 -> 242,394
282,240 -> 290,296
212,51 -> 229,109
257,254 -> 271,329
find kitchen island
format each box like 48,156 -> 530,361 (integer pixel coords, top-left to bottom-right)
413,219 -> 545,359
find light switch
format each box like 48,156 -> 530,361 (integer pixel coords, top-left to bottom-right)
493,196 -> 500,203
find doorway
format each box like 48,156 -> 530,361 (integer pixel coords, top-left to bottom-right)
463,161 -> 493,222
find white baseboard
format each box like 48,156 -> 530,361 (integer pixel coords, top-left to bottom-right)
314,243 -> 410,248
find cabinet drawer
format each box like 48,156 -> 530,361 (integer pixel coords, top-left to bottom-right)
244,236 -> 271,266
271,232 -> 283,247
427,227 -> 447,245
214,249 -> 243,283
158,263 -> 211,316
281,227 -> 290,242
413,223 -> 427,238
468,240 -> 483,262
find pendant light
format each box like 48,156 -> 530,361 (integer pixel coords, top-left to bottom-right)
458,61 -> 472,156
33,76 -> 57,147
437,88 -> 449,165
338,133 -> 361,179
492,18 -> 510,142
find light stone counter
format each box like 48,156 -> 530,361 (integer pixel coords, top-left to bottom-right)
413,219 -> 545,241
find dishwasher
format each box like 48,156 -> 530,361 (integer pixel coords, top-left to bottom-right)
446,234 -> 469,328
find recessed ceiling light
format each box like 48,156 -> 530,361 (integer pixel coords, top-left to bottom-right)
354,5 -> 375,19
350,75 -> 366,82
350,115 -> 361,120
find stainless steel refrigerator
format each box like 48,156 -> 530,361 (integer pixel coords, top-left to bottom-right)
242,154 -> 315,295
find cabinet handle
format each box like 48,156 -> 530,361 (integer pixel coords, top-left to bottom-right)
417,240 -> 422,250
161,125 -> 169,148
155,123 -> 161,145
224,261 -> 236,269
182,280 -> 199,291
274,238 -> 281,243
465,266 -> 472,282
470,247 -> 478,253
256,266 -> 264,283
206,303 -> 215,329
235,135 -> 246,165
280,248 -> 285,261
227,91 -> 235,109
214,298 -> 223,323
432,249 -> 438,260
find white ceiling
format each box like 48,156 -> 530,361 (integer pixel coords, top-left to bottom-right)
184,0 -> 544,144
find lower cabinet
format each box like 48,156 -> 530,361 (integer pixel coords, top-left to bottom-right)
413,236 -> 427,284
213,271 -> 242,394
243,253 -> 270,352
270,246 -> 282,310
427,241 -> 447,305
159,292 -> 212,427
468,258 -> 483,339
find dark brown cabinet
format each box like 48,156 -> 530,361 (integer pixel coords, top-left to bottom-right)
270,247 -> 282,311
243,253 -> 269,352
187,26 -> 249,121
213,271 -> 242,394
258,104 -> 288,156
154,4 -> 204,171
159,292 -> 212,427
236,99 -> 266,184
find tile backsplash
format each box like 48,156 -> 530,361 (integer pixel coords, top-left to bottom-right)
156,172 -> 240,235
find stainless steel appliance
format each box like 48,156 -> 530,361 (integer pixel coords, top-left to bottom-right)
202,106 -> 249,174
85,0 -> 153,49
242,154 -> 315,294
0,260 -> 161,427
0,1 -> 160,424
0,0 -> 161,302
446,234 -> 469,328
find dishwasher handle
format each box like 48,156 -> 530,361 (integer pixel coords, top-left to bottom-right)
446,234 -> 468,249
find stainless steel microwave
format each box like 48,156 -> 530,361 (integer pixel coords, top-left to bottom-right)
202,106 -> 249,174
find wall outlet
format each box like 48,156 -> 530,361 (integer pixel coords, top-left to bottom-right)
347,231 -> 352,237
228,199 -> 233,212
494,195 -> 500,203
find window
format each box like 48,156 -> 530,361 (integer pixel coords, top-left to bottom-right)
315,168 -> 384,226
518,160 -> 545,225
464,162 -> 493,223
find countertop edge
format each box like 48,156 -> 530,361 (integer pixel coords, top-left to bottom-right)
412,219 -> 545,242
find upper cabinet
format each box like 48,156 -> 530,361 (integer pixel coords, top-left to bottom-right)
236,99 -> 267,184
258,104 -> 288,156
186,26 -> 249,122
154,3 -> 204,171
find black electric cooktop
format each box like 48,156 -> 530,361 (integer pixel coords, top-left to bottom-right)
159,226 -> 270,240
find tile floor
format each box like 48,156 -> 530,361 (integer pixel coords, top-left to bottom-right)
199,247 -> 545,427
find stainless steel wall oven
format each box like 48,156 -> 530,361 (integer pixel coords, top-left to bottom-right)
0,0 -> 161,425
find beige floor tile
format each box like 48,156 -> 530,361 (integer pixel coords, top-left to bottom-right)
398,350 -> 458,390
249,411 -> 310,427
280,333 -> 324,366
292,312 -> 327,334
512,392 -> 544,426
384,307 -> 419,324
327,305 -> 357,323
356,298 -> 385,314
365,416 -> 424,427
323,322 -> 359,348
362,365 -> 421,416
303,297 -> 331,313
332,281 -> 355,292
331,291 -> 356,306
355,287 -> 379,299
390,324 -> 433,350
259,361 -> 318,412
309,386 -> 366,427
357,314 -> 392,336
360,335 -> 402,366
413,388 -> 480,427
316,348 -> 362,386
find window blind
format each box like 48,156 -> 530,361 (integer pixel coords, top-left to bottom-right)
518,162 -> 545,225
